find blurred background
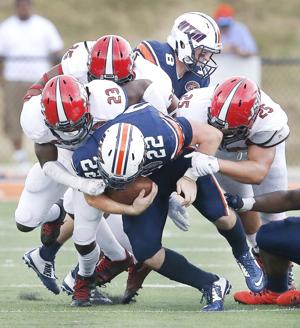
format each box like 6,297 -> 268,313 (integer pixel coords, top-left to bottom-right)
0,0 -> 299,181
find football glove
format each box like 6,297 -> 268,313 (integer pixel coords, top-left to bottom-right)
168,193 -> 190,231
185,152 -> 219,177
225,193 -> 255,212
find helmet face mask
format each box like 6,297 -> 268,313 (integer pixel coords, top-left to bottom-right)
168,12 -> 222,78
208,76 -> 261,147
97,123 -> 147,189
182,38 -> 219,78
47,112 -> 93,146
41,75 -> 93,146
88,35 -> 135,84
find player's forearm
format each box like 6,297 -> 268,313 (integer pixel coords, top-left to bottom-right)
42,161 -> 84,189
252,189 -> 300,212
84,194 -> 137,215
218,159 -> 268,184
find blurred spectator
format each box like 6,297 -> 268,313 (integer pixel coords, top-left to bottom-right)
214,3 -> 257,57
0,0 -> 63,165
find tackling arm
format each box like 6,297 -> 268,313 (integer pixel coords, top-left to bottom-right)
24,64 -> 63,101
251,189 -> 300,212
227,189 -> 300,213
35,143 -> 105,196
123,78 -> 176,115
218,144 -> 275,184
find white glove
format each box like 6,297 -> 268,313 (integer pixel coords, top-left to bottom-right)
168,192 -> 190,231
76,177 -> 106,196
185,152 -> 219,177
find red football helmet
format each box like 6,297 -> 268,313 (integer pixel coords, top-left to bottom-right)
208,76 -> 261,146
41,75 -> 92,146
88,35 -> 135,84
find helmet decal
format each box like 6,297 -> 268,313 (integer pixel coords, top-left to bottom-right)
177,20 -> 207,42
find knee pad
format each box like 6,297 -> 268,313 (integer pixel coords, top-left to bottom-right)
15,222 -> 35,232
73,224 -> 98,246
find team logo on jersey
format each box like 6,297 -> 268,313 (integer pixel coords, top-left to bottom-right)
185,81 -> 200,92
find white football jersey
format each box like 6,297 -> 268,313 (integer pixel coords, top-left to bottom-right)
133,53 -> 173,109
20,80 -> 127,150
177,87 -> 289,151
61,41 -> 173,110
61,41 -> 95,84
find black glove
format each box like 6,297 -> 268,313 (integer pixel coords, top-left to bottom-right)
225,193 -> 244,210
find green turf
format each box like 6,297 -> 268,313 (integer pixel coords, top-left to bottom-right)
0,202 -> 300,327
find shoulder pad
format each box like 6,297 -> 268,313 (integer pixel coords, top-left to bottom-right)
248,125 -> 290,147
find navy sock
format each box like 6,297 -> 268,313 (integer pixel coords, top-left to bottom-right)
157,248 -> 218,291
266,274 -> 288,293
217,215 -> 248,259
39,242 -> 62,262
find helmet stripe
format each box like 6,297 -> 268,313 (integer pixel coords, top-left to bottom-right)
218,79 -> 244,121
111,124 -> 122,174
122,125 -> 133,175
55,77 -> 68,122
193,12 -> 221,46
115,123 -> 131,176
105,36 -> 114,75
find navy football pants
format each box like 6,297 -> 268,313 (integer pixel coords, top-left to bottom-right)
257,216 -> 300,265
123,151 -> 228,262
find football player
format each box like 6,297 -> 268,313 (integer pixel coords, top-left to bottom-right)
24,34 -> 177,113
71,100 -> 233,311
18,73 -> 171,299
136,12 -> 221,99
176,76 -> 290,298
123,11 -> 222,298
226,189 -> 300,306
19,35 -> 183,297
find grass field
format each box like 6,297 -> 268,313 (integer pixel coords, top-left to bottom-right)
1,202 -> 300,327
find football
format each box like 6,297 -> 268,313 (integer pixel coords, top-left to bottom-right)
105,176 -> 153,205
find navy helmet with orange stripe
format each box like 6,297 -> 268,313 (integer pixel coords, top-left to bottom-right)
88,35 -> 135,84
98,122 -> 147,188
167,12 -> 222,79
41,75 -> 92,146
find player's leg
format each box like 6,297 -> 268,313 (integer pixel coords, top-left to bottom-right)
122,161 -> 231,311
251,142 -> 296,288
194,173 -> 264,293
234,216 -> 300,305
17,163 -> 67,294
71,190 -> 114,306
61,191 -> 133,295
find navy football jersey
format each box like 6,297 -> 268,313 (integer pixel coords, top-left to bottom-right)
135,40 -> 210,98
72,103 -> 192,179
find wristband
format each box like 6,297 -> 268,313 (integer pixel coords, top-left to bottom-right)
184,168 -> 198,181
241,197 -> 256,211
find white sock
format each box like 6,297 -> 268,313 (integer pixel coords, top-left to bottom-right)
96,217 -> 126,261
78,243 -> 100,277
246,233 -> 257,249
